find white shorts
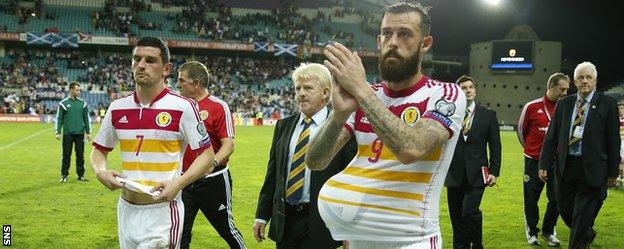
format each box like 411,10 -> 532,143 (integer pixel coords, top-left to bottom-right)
348,232 -> 442,249
117,197 -> 184,249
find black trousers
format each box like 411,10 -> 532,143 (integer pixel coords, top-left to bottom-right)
558,156 -> 604,249
277,204 -> 312,249
61,134 -> 85,177
523,157 -> 558,237
180,169 -> 245,249
448,177 -> 485,249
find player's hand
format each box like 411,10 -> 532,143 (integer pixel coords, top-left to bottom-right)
486,174 -> 497,187
95,170 -> 125,190
86,134 -> 92,141
607,177 -> 617,188
323,42 -> 369,98
253,221 -> 267,242
343,240 -> 350,249
331,78 -> 359,116
539,170 -> 548,182
55,134 -> 61,140
151,179 -> 181,203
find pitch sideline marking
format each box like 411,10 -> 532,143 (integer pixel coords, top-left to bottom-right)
0,127 -> 55,152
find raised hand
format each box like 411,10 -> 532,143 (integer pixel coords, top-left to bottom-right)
323,42 -> 369,98
331,78 -> 359,116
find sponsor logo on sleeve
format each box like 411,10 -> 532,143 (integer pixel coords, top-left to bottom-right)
424,111 -> 453,127
199,136 -> 211,148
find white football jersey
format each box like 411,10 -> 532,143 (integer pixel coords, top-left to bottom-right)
318,76 -> 466,241
93,89 -> 212,200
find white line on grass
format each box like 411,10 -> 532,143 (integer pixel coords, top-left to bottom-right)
0,127 -> 54,152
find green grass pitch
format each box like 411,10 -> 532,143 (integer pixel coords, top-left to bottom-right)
1,123 -> 622,248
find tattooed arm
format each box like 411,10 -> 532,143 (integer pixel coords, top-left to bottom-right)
322,42 -> 453,165
357,93 -> 449,164
306,112 -> 354,170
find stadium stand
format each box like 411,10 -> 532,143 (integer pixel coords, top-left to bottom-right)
0,0 -> 381,120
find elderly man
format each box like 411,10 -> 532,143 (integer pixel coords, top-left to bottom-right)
539,62 -> 620,249
254,63 -> 356,249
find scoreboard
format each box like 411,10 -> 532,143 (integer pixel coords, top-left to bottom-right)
490,40 -> 534,73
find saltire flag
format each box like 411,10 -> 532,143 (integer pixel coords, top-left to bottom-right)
26,32 -> 79,48
254,42 -> 270,52
51,33 -> 79,48
26,32 -> 53,45
274,43 -> 297,57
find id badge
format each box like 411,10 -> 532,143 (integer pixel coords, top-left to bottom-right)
573,126 -> 584,139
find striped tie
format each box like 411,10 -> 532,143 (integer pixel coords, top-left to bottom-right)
569,99 -> 586,146
286,117 -> 312,204
462,109 -> 471,134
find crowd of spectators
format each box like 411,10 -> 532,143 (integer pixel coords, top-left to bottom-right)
1,49 -> 302,119
1,89 -> 54,115
93,0 -> 160,37
0,0 -> 383,119
187,55 -> 298,119
164,0 -> 362,48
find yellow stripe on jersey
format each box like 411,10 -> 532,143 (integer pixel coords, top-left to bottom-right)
343,166 -> 432,183
122,161 -> 179,172
356,144 -> 443,161
319,195 -> 421,217
119,139 -> 181,153
134,179 -> 160,187
325,179 -> 423,201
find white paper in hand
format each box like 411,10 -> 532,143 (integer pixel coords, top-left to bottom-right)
116,177 -> 161,196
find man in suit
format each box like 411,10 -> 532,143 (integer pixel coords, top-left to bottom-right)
253,63 -> 356,249
446,75 -> 501,249
539,62 -> 620,249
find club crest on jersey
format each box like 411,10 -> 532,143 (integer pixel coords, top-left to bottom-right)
199,110 -> 209,121
401,107 -> 420,125
435,99 -> 456,116
156,112 -> 172,127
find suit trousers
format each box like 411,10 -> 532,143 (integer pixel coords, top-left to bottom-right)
448,177 -> 485,249
277,203 -> 312,249
523,157 -> 558,237
61,134 -> 85,177
559,156 -> 603,249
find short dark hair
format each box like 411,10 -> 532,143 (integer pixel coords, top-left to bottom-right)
382,2 -> 432,36
456,75 -> 475,85
69,82 -> 80,90
135,36 -> 170,64
546,72 -> 570,89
